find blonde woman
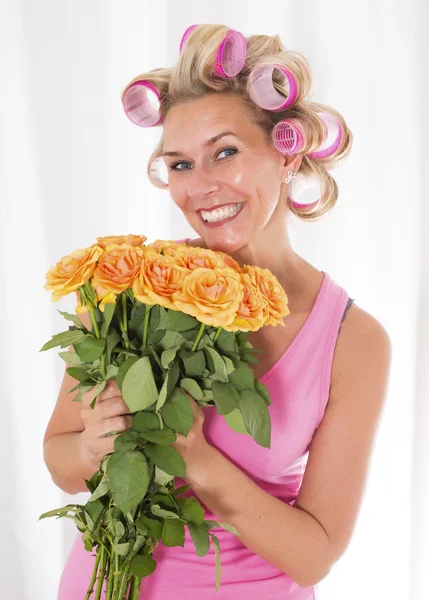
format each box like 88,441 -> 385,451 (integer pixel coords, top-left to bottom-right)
43,24 -> 392,599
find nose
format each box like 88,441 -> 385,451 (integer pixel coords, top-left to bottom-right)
186,164 -> 221,200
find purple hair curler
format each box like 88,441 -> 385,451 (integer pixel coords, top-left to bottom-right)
179,24 -> 199,53
272,118 -> 306,155
247,63 -> 298,111
308,111 -> 343,159
122,81 -> 163,128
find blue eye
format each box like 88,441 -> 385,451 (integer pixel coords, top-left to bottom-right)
169,147 -> 238,172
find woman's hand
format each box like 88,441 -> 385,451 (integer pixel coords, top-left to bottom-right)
170,392 -> 214,480
79,379 -> 133,472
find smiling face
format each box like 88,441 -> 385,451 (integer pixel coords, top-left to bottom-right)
161,93 -> 300,253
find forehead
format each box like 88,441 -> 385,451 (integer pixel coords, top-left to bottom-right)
162,94 -> 250,142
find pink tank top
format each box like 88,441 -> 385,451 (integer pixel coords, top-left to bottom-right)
57,238 -> 352,600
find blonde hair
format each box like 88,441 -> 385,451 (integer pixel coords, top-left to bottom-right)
122,24 -> 353,221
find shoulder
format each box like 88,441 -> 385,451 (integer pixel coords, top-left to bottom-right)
329,302 -> 392,410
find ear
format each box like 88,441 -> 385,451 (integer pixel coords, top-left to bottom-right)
280,153 -> 304,181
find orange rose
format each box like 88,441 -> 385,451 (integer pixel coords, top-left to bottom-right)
96,234 -> 147,248
44,244 -> 103,302
173,267 -> 244,328
214,250 -> 242,272
132,247 -> 189,310
241,265 -> 290,326
174,246 -> 227,271
147,239 -> 189,257
223,272 -> 267,332
91,243 -> 145,312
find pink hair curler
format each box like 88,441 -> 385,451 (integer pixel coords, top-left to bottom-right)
272,118 -> 306,155
122,81 -> 163,128
247,63 -> 299,110
287,172 -> 321,207
308,111 -> 343,159
180,25 -> 247,78
148,156 -> 169,188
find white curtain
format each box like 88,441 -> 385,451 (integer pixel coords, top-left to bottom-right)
1,1 -> 427,598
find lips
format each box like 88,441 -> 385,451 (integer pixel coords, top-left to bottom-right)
198,202 -> 245,228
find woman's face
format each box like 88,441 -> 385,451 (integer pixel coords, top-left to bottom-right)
161,93 -> 296,252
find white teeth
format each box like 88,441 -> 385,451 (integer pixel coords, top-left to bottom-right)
201,203 -> 242,223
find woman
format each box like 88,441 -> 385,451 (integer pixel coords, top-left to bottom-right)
43,24 -> 392,599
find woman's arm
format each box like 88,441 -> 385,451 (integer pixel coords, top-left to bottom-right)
184,306 -> 392,588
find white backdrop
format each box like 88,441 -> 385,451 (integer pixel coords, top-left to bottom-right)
1,1 -> 428,598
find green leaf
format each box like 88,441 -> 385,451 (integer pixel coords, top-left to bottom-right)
113,430 -> 143,453
156,358 -> 179,412
57,310 -> 90,330
154,466 -> 175,486
177,496 -> 204,525
117,356 -> 140,391
170,484 -> 191,497
159,308 -> 200,332
218,522 -> 241,536
214,329 -> 236,353
100,302 -> 116,338
144,444 -> 186,477
106,450 -> 149,515
136,514 -> 162,540
138,428 -> 177,446
88,380 -> 107,409
84,500 -> 104,526
122,356 -> 159,413
238,389 -> 271,448
147,329 -> 164,345
162,518 -> 185,547
87,478 -> 109,502
179,378 -> 203,401
161,388 -> 193,437
150,504 -> 182,520
129,552 -> 157,578
158,330 -> 186,350
161,345 -> 181,369
223,407 -> 249,435
229,362 -> 255,391
106,330 -> 121,363
66,367 -> 94,383
132,411 -> 161,432
188,521 -> 210,557
255,379 -> 272,406
222,355 -> 236,375
204,347 -> 228,383
211,381 -> 239,415
58,351 -> 83,366
113,542 -> 131,556
179,348 -> 206,377
40,329 -> 85,352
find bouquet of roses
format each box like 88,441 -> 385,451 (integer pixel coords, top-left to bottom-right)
39,234 -> 290,599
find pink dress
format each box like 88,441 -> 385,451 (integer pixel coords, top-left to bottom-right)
58,238 -> 353,599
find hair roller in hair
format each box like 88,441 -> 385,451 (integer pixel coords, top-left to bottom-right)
179,25 -> 247,78
272,118 -> 306,155
247,63 -> 298,110
308,111 -> 343,159
122,81 -> 163,128
148,156 -> 169,189
287,172 -> 321,208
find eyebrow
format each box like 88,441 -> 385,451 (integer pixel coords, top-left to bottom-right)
162,131 -> 239,158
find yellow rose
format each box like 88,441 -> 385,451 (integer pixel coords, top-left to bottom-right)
132,247 -> 189,310
96,234 -> 147,248
223,272 -> 267,332
44,244 -> 103,302
241,265 -> 290,326
174,246 -> 227,271
91,244 -> 145,312
173,267 -> 244,328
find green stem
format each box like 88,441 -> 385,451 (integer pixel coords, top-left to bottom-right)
141,304 -> 151,350
117,566 -> 131,598
149,346 -> 162,370
106,557 -> 114,600
192,323 -> 206,352
84,549 -> 101,600
129,576 -> 142,600
94,544 -> 107,600
112,553 -> 121,597
88,306 -> 107,378
213,326 -> 222,343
